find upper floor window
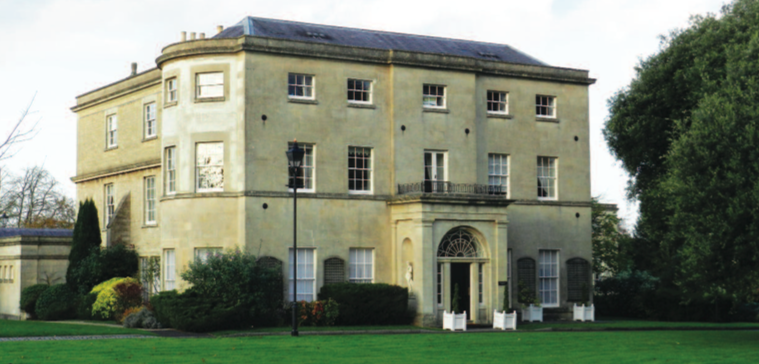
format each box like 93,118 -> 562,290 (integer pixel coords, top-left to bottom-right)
196,72 -> 224,99
165,147 -> 176,195
289,142 -> 314,192
348,147 -> 372,193
196,142 -> 224,192
488,153 -> 509,196
349,248 -> 374,283
536,95 -> 556,118
423,84 -> 446,108
537,156 -> 557,200
106,114 -> 117,148
104,183 -> 115,225
166,78 -> 178,103
487,91 -> 508,114
144,176 -> 156,225
347,79 -> 372,103
144,103 -> 157,139
288,74 -> 314,99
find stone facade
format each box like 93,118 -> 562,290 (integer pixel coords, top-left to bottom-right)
71,17 -> 596,325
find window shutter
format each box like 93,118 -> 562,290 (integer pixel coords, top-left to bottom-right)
567,258 -> 591,302
324,257 -> 345,285
517,257 -> 536,303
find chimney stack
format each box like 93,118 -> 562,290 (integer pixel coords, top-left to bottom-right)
190,32 -> 196,40
199,33 -> 205,39
181,31 -> 187,42
130,62 -> 138,77
217,25 -> 224,34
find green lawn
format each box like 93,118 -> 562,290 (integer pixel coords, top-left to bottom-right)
0,320 -> 155,338
518,318 -> 759,331
1,331 -> 758,363
213,325 -> 435,336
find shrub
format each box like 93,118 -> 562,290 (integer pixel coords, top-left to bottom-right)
297,299 -> 339,326
123,307 -> 161,329
180,248 -> 283,327
75,293 -> 98,320
318,283 -> 412,325
113,280 -> 143,322
69,244 -> 140,295
150,288 -> 246,332
66,199 -> 101,294
91,277 -> 140,320
35,284 -> 77,320
20,284 -> 50,319
594,269 -> 659,318
119,306 -> 144,324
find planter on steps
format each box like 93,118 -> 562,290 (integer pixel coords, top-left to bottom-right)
573,304 -> 595,322
521,304 -> 543,322
443,311 -> 467,331
493,310 -> 517,330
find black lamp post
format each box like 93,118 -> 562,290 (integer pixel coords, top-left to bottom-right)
286,140 -> 305,337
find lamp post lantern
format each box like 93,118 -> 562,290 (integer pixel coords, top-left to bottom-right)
286,140 -> 305,337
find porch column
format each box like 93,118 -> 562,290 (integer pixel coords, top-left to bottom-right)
495,221 -> 509,316
470,262 -> 479,323
443,262 -> 451,313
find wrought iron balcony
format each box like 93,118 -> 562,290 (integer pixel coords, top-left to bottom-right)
397,181 -> 506,196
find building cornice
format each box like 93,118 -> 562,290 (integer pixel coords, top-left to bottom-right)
156,37 -> 596,86
71,159 -> 161,184
71,69 -> 162,113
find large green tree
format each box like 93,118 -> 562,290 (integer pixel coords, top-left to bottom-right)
604,0 -> 759,319
65,199 -> 101,292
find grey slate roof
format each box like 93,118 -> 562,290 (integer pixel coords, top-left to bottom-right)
0,228 -> 73,238
214,17 -> 548,67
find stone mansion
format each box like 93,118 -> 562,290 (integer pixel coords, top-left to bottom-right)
71,17 -> 596,326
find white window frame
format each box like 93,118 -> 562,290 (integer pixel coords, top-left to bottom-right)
487,90 -> 509,114
196,72 -> 224,99
349,248 -> 374,283
144,103 -> 157,139
478,263 -> 484,305
539,250 -> 560,307
536,95 -> 557,118
348,146 -> 372,194
537,156 -> 558,200
424,150 -> 448,183
347,79 -> 372,104
106,114 -> 118,148
437,263 -> 443,307
196,142 -> 224,192
165,147 -> 176,195
144,176 -> 156,225
194,247 -> 222,264
166,78 -> 178,103
104,183 -> 115,225
423,84 -> 446,108
288,143 -> 315,193
289,248 -> 316,302
164,249 -> 176,291
288,73 -> 315,100
488,153 -> 509,196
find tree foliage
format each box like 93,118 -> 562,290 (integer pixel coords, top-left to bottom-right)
591,197 -> 627,276
66,199 -> 102,293
0,166 -> 75,229
604,0 -> 759,320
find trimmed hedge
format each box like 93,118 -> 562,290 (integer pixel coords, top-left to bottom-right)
150,288 -> 246,332
76,293 -> 98,320
20,284 -> 50,319
35,284 -> 77,321
318,283 -> 412,325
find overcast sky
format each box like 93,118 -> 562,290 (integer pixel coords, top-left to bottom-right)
0,0 -> 728,229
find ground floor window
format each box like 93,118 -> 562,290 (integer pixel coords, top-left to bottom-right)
289,248 -> 315,301
349,248 -> 373,283
164,249 -> 176,291
194,247 -> 222,264
437,263 -> 443,306
478,264 -> 484,304
539,250 -> 559,306
140,256 -> 161,301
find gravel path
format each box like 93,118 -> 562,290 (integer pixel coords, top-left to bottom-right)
0,335 -> 156,342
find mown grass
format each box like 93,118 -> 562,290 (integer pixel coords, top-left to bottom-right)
518,318 -> 759,331
213,325 -> 432,336
0,320 -> 155,337
1,331 -> 758,363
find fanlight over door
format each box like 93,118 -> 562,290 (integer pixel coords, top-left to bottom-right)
438,229 -> 479,258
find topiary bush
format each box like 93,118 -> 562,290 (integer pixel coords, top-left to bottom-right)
90,277 -> 141,320
20,284 -> 50,319
70,244 -> 140,295
150,288 -> 246,332
318,283 -> 412,325
35,284 -> 77,321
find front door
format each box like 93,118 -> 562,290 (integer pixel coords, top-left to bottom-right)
450,263 -> 471,320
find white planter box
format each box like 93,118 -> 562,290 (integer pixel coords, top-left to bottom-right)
493,310 -> 517,330
521,304 -> 543,322
443,311 -> 467,331
573,304 -> 595,322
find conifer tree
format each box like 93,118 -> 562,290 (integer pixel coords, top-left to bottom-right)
65,199 -> 101,292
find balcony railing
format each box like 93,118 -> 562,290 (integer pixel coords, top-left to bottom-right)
397,181 -> 506,196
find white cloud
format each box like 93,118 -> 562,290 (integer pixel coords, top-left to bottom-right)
0,0 -> 727,230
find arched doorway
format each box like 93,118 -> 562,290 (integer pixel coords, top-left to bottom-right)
437,227 -> 487,322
